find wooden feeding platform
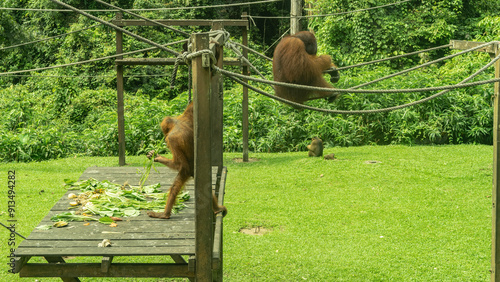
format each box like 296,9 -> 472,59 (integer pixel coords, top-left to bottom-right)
14,166 -> 227,280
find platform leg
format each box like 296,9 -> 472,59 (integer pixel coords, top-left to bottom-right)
44,256 -> 81,282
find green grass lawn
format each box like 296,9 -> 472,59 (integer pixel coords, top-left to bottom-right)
0,145 -> 493,281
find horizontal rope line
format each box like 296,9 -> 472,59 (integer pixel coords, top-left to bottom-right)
250,0 -> 410,19
0,24 -> 102,51
0,0 -> 279,12
214,67 -> 499,94
218,50 -> 500,114
0,39 -> 187,76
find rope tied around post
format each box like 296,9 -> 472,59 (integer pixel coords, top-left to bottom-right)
170,46 -> 217,102
170,52 -> 190,89
186,49 -> 217,68
170,29 -> 229,95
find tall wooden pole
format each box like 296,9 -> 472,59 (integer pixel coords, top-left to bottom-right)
210,22 -> 224,282
210,22 -> 224,169
116,12 -> 126,166
290,0 -> 301,34
192,33 -> 213,282
450,40 -> 500,281
492,42 -> 500,282
242,13 -> 250,162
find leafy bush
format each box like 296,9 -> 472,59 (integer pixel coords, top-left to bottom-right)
1,0 -> 499,162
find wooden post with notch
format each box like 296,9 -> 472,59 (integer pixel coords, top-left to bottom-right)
241,12 -> 250,162
116,12 -> 126,166
210,22 -> 224,169
451,40 -> 500,281
209,22 -> 224,281
491,41 -> 500,282
192,32 -> 213,282
290,0 -> 301,34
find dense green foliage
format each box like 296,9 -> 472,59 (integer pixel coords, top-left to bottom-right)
310,0 -> 500,65
0,0 -> 499,162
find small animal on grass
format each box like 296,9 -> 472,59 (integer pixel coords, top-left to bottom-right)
147,102 -> 227,219
324,153 -> 335,160
307,137 -> 323,157
273,30 -> 340,106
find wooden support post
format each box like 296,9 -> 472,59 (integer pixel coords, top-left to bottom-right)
450,39 -> 500,281
290,0 -> 301,34
242,12 -> 250,162
211,22 -> 224,169
115,12 -> 126,166
44,256 -> 80,282
492,42 -> 500,282
210,22 -> 224,282
101,256 -> 113,273
212,167 -> 227,282
192,32 -> 213,282
14,256 -> 30,273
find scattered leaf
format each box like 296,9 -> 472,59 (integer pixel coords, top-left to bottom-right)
99,216 -> 115,225
63,178 -> 190,224
63,178 -> 77,186
50,212 -> 98,222
53,221 -> 68,228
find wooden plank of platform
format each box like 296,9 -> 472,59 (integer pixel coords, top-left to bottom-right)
15,166 -> 226,279
16,167 -> 199,257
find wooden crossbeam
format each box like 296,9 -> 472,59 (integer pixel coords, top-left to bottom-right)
115,58 -> 246,66
449,40 -> 497,54
111,19 -> 248,27
19,263 -> 193,278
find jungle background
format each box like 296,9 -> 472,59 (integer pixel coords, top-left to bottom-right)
1,0 -> 499,162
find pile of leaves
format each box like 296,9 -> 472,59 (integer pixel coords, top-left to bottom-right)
45,178 -> 189,228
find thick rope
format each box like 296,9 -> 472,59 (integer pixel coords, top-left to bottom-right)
215,50 -> 500,114
349,41 -> 496,90
170,53 -> 186,89
1,0 -> 280,12
250,0 -> 411,19
170,39 -> 216,91
304,0 -> 411,19
94,0 -> 190,37
222,41 -> 495,93
0,39 -> 188,76
336,44 -> 452,71
225,40 -> 267,79
0,24 -> 102,51
213,66 -> 500,94
230,35 -> 451,75
233,41 -> 273,62
49,0 -> 180,56
224,73 -> 500,115
188,66 -> 192,103
185,49 -> 216,64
